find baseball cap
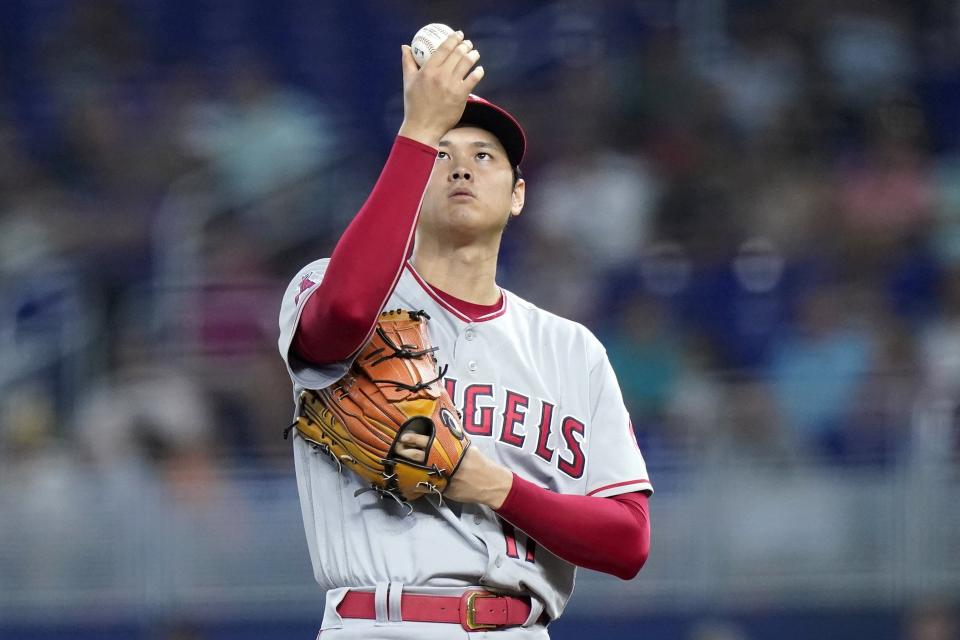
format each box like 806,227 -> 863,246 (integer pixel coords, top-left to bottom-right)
456,94 -> 526,167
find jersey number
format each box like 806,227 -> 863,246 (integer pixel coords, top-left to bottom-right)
500,519 -> 536,563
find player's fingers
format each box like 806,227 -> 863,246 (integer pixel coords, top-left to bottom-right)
399,433 -> 430,448
396,433 -> 429,463
452,48 -> 481,82
425,30 -> 464,69
463,65 -> 485,93
401,45 -> 419,80
439,39 -> 474,74
395,443 -> 427,463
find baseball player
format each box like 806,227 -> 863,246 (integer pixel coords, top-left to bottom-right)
278,32 -> 652,638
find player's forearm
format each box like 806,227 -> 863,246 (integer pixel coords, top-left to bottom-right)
293,136 -> 437,364
495,475 -> 650,580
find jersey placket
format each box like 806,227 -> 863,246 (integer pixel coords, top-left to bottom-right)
463,324 -> 479,374
452,322 -> 494,542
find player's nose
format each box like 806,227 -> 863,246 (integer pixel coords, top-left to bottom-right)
450,166 -> 472,181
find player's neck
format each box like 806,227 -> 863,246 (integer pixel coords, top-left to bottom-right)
410,241 -> 501,305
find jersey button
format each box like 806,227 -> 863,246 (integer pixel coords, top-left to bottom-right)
465,329 -> 476,341
473,513 -> 482,524
467,360 -> 478,372
495,556 -> 503,568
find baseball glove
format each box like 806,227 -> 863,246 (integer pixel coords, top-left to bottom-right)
285,309 -> 470,505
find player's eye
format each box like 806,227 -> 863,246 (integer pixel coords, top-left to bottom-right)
476,152 -> 490,160
437,151 -> 449,159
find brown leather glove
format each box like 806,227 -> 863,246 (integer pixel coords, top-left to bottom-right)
287,309 -> 470,504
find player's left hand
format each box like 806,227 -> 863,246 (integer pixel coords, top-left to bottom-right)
395,433 -> 513,508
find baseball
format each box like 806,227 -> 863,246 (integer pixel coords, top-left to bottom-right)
411,23 -> 454,67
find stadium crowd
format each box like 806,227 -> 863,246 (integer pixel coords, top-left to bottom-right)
0,0 -> 958,485
0,2 -> 958,638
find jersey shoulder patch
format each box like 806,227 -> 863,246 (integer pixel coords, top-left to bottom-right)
288,259 -> 330,302
294,274 -> 317,304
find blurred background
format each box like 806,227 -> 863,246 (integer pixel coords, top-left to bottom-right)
0,0 -> 958,638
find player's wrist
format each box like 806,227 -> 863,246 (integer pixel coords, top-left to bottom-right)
446,446 -> 512,508
397,121 -> 443,148
479,462 -> 513,510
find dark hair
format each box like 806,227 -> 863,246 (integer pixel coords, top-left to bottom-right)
512,165 -> 523,187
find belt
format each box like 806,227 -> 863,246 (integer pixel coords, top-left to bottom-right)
337,589 -> 533,631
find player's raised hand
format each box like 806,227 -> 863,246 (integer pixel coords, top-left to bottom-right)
398,31 -> 484,147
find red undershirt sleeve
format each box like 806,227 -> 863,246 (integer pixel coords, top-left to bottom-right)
494,474 -> 651,580
293,136 -> 438,365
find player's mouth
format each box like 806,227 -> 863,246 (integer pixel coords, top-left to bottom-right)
448,188 -> 476,200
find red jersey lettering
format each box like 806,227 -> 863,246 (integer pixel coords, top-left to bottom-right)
558,416 -> 586,478
499,390 -> 528,448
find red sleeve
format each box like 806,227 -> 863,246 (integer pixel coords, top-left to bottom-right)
293,136 -> 437,365
494,474 -> 650,580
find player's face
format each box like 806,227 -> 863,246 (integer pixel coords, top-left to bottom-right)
418,126 -> 525,241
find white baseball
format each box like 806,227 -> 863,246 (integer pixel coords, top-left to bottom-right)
411,23 -> 454,67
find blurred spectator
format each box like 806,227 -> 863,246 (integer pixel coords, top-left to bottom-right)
0,206 -> 90,411
40,0 -> 165,208
74,362 -> 219,504
834,98 -> 935,259
181,52 -> 336,209
611,29 -> 716,180
698,12 -> 804,141
525,72 -> 662,272
663,334 -> 724,451
742,160 -> 833,257
686,237 -> 799,371
39,0 -> 148,86
605,292 -> 682,444
767,282 -> 876,457
818,5 -> 916,109
528,147 -> 659,271
191,218 -> 295,460
73,316 -> 222,506
841,312 -> 919,463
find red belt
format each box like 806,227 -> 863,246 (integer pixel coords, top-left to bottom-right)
337,589 -> 533,631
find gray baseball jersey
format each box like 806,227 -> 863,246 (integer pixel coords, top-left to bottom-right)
278,258 -> 652,624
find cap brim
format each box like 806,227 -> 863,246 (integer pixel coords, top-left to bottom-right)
457,95 -> 526,167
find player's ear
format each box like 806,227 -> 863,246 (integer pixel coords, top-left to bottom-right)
510,178 -> 525,217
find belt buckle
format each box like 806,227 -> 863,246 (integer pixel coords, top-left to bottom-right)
461,590 -> 499,631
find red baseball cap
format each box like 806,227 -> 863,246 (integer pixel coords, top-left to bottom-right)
456,94 -> 526,167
